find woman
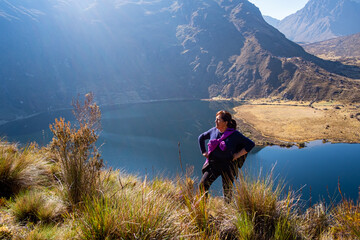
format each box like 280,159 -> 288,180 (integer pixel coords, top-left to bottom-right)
198,110 -> 255,203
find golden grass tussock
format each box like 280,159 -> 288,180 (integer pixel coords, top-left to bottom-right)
10,189 -> 66,224
0,142 -> 52,198
331,199 -> 360,239
25,225 -> 62,240
301,203 -> 330,239
231,169 -> 302,239
79,180 -> 181,239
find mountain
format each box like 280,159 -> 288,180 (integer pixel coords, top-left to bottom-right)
263,15 -> 280,28
277,0 -> 360,43
302,33 -> 360,68
1,0 -> 360,122
302,32 -> 360,59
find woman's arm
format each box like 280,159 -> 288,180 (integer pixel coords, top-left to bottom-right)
232,132 -> 255,160
198,128 -> 214,155
232,148 -> 247,160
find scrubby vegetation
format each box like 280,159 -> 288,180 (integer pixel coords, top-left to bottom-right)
0,94 -> 359,239
49,93 -> 103,208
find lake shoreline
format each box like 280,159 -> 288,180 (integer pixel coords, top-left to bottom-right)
3,98 -> 360,148
0,98 -> 200,127
229,98 -> 360,147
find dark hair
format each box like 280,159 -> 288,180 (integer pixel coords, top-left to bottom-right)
216,110 -> 237,129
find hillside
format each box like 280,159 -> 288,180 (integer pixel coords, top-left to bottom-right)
302,32 -> 360,66
1,139 -> 359,239
277,0 -> 360,43
1,0 -> 360,123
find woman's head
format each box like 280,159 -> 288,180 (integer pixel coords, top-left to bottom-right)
215,110 -> 237,131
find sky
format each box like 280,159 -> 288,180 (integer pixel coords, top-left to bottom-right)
248,0 -> 309,20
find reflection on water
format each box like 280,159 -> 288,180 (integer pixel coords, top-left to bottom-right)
0,100 -> 359,204
248,141 -> 360,204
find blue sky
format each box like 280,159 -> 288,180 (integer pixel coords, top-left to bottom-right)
248,0 -> 309,20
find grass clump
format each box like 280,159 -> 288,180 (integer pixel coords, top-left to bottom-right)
0,225 -> 12,240
0,143 -> 51,198
301,203 -> 330,239
115,179 -> 180,239
10,189 -> 65,224
331,198 -> 360,239
26,225 -> 63,240
178,176 -> 217,238
232,170 -> 301,239
78,196 -> 118,239
234,212 -> 254,240
78,176 -> 180,240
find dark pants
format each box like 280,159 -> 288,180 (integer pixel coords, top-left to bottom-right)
199,163 -> 237,203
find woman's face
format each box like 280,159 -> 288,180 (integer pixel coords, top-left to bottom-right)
215,115 -> 227,131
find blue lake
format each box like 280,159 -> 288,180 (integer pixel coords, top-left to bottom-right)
1,100 -> 359,204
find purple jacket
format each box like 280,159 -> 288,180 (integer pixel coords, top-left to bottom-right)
198,127 -> 255,167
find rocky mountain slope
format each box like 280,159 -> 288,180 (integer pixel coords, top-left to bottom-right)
0,0 -> 359,122
302,32 -> 360,66
277,0 -> 360,43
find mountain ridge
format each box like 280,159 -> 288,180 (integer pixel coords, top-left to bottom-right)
1,0 -> 359,122
277,0 -> 360,43
263,15 -> 280,28
302,32 -> 360,59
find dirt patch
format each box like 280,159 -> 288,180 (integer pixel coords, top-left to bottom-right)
233,99 -> 360,146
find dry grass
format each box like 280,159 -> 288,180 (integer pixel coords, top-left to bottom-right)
1,148 -> 359,239
233,100 -> 360,144
331,199 -> 360,239
78,175 -> 181,240
0,142 -> 52,198
301,203 -> 330,239
231,169 -> 301,239
10,189 -> 66,224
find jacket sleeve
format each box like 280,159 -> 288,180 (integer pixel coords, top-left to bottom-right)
238,132 -> 255,153
198,128 -> 213,154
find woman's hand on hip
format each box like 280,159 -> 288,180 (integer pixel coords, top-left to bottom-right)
202,152 -> 209,158
233,148 -> 247,161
